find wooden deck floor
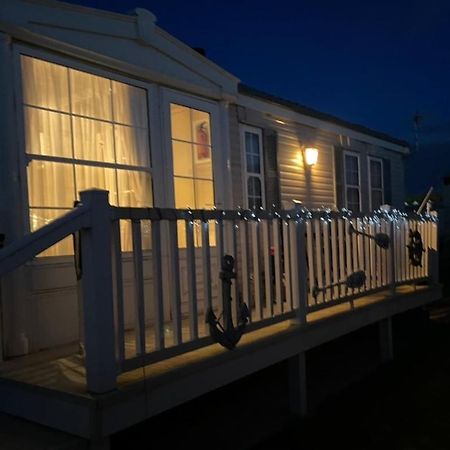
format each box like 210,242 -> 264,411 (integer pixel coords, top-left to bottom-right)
0,284 -> 428,396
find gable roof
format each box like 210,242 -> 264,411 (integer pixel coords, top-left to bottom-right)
239,84 -> 409,149
0,0 -> 239,100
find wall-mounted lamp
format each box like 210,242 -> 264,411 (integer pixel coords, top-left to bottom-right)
304,147 -> 319,166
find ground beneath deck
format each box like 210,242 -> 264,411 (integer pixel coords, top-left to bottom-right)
112,299 -> 450,450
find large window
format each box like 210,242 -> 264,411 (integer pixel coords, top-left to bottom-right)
21,55 -> 153,255
343,151 -> 361,212
241,125 -> 265,209
368,156 -> 384,210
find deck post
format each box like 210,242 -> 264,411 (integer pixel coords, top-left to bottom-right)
0,33 -> 31,357
291,204 -> 308,325
80,189 -> 117,394
288,352 -> 307,416
379,317 -> 394,362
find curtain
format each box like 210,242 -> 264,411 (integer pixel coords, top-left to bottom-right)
21,55 -> 153,255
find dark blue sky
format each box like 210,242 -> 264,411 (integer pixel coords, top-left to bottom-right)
65,0 -> 450,196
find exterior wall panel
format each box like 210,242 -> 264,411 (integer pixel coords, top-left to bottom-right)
230,97 -> 407,212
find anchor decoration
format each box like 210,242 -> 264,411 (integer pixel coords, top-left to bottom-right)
348,223 -> 390,249
206,255 -> 250,350
407,229 -> 424,267
313,270 -> 366,299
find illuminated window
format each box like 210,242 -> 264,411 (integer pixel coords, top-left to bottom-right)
21,55 -> 152,255
368,156 -> 384,210
170,104 -> 214,209
170,104 -> 215,246
241,125 -> 265,209
344,151 -> 361,212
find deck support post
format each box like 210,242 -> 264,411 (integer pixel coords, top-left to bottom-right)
288,352 -> 307,416
80,189 -> 117,394
379,317 -> 394,362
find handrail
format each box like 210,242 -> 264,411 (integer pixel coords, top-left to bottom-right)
112,206 -> 437,222
0,204 -> 90,276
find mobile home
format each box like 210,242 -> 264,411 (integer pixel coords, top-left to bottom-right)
0,1 -> 440,447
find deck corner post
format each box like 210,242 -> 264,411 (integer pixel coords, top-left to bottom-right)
80,189 -> 117,394
379,317 -> 394,363
288,352 -> 307,417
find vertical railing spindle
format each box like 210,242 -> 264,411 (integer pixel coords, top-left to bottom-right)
262,219 -> 274,317
112,220 -> 125,362
168,220 -> 182,345
330,219 -> 339,299
272,218 -> 283,315
283,220 -> 293,311
239,219 -> 252,322
151,220 -> 164,351
131,220 -> 146,356
201,220 -> 212,332
185,218 -> 198,341
251,220 -> 263,320
323,220 -> 331,302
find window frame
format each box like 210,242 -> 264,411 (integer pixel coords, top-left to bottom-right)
13,45 -> 159,258
343,150 -> 361,212
240,124 -> 266,210
368,155 -> 384,211
161,87 -> 223,210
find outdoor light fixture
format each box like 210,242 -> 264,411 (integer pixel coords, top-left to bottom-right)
304,147 -> 319,166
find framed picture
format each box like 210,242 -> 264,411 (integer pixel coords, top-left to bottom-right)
193,119 -> 211,163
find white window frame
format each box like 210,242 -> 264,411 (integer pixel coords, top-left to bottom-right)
13,45 -> 161,243
161,88 -> 224,210
368,156 -> 384,211
240,124 -> 266,209
343,150 -> 361,212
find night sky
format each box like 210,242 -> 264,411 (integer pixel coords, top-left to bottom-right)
64,0 -> 450,197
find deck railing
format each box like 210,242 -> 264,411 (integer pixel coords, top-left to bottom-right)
0,189 -> 439,393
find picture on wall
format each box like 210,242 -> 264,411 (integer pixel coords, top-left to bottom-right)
193,119 -> 211,162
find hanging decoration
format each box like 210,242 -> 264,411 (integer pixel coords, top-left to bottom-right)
407,229 -> 424,267
206,255 -> 249,350
348,223 -> 390,249
313,270 -> 366,299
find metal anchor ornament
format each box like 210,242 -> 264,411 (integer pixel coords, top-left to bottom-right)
206,255 -> 249,350
349,223 -> 390,249
313,270 -> 366,299
407,229 -> 424,267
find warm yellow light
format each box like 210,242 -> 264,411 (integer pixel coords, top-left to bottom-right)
305,147 -> 318,166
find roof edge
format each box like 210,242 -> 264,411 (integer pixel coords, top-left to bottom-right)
239,84 -> 409,150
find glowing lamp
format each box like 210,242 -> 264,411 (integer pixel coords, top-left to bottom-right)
304,147 -> 319,166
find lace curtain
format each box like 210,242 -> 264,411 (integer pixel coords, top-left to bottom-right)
21,55 -> 152,255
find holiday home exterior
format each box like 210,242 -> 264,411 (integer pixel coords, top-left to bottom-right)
0,0 -> 441,447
